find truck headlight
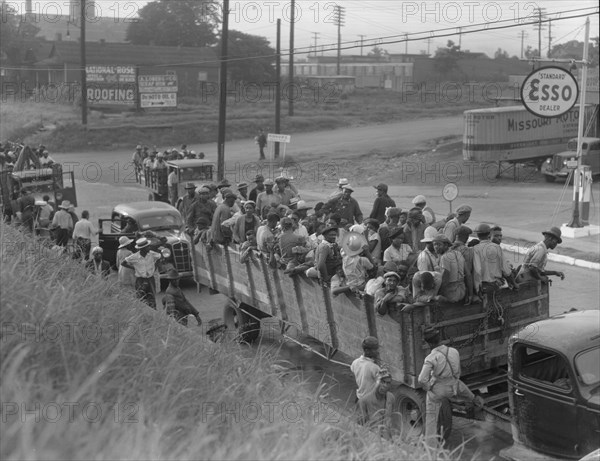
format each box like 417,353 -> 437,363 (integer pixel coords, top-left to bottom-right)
546,158 -> 551,163
161,248 -> 171,259
563,160 -> 567,166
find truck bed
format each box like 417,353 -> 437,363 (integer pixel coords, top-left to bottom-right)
194,242 -> 549,388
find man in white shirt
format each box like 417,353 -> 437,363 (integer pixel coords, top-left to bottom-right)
167,167 -> 178,206
121,238 -> 162,308
350,336 -> 382,402
72,210 -> 98,260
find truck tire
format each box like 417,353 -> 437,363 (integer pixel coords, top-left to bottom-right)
223,300 -> 261,343
544,175 -> 556,183
393,386 -> 426,437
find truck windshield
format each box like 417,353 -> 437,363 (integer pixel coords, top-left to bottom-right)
567,140 -> 588,151
179,166 -> 212,181
138,214 -> 182,231
575,347 -> 600,386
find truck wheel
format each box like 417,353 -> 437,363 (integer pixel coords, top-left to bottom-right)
544,175 -> 556,183
223,300 -> 261,343
437,398 -> 453,443
393,386 -> 426,437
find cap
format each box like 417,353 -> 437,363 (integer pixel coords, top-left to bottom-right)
164,269 -> 180,280
237,182 -> 248,189
456,225 -> 473,238
198,186 -> 210,194
374,183 -> 388,192
384,271 -> 401,280
254,174 -> 265,182
473,223 -> 491,234
412,195 -> 427,205
542,226 -> 562,244
363,218 -> 380,229
382,261 -> 398,273
275,176 -> 287,183
362,336 -> 379,349
377,368 -> 392,380
423,326 -> 440,341
91,246 -> 103,255
217,179 -> 231,188
118,236 -> 133,249
432,234 -> 452,245
264,179 -> 275,186
184,182 -> 196,190
59,200 -> 71,209
338,178 -> 349,186
456,205 -> 472,215
135,238 -> 151,249
420,226 -> 439,243
223,190 -> 237,199
243,200 -> 256,208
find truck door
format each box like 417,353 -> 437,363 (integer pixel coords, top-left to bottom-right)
98,218 -> 134,269
55,171 -> 77,207
510,343 -> 580,458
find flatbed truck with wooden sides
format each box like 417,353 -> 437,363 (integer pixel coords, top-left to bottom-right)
191,240 -> 550,434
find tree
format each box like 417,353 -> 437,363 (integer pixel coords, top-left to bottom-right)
225,30 -> 276,83
367,46 -> 389,60
126,0 -> 220,47
1,1 -> 40,83
549,39 -> 599,67
433,40 -> 464,75
524,45 -> 538,59
494,48 -> 509,59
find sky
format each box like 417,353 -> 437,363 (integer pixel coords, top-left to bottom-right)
15,1 -> 600,58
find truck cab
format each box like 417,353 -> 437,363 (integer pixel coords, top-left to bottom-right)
138,159 -> 213,202
541,137 -> 600,183
98,201 -> 194,279
501,310 -> 600,460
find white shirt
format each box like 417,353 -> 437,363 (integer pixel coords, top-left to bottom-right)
72,218 -> 98,240
293,224 -> 309,239
350,355 -> 381,400
124,251 -> 161,278
167,171 -> 178,187
383,244 -> 412,263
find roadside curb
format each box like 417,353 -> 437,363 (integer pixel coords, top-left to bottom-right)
500,242 -> 600,271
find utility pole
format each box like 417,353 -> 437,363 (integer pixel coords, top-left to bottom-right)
405,34 -> 408,54
519,31 -> 528,58
547,20 -> 553,58
275,19 -> 281,159
533,7 -> 546,58
217,0 -> 229,181
458,26 -> 462,49
311,32 -> 319,57
357,34 -> 366,56
427,38 -> 432,56
288,0 -> 295,116
334,5 -> 345,75
80,0 -> 87,126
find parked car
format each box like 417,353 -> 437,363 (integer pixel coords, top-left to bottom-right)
98,201 -> 194,280
501,310 -> 600,460
541,137 -> 600,182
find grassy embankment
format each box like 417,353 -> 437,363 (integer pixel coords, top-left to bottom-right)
0,223 -> 459,460
1,85 -> 502,152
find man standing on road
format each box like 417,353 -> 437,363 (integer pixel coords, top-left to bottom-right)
443,205 -> 471,243
351,336 -> 382,403
121,238 -> 162,308
324,185 -> 363,225
516,227 -> 565,284
51,200 -> 74,247
256,128 -> 267,160
418,326 -> 483,446
132,145 -> 143,173
370,183 -> 396,224
162,269 -> 202,326
72,210 -> 98,260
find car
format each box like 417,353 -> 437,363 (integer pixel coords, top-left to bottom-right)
98,201 -> 194,280
541,137 -> 600,183
501,310 -> 600,460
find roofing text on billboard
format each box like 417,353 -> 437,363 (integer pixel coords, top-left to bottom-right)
86,65 -> 137,106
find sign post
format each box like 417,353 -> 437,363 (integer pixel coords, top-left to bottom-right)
442,182 -> 459,214
138,74 -> 178,109
267,133 -> 291,161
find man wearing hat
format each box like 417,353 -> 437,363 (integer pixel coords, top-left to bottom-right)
256,213 -> 280,253
370,183 -> 396,224
179,182 -> 198,230
116,236 -> 135,288
443,205 -> 472,243
451,225 -> 474,275
237,182 -> 249,201
85,247 -> 111,278
472,223 -> 514,293
351,336 -> 382,402
314,225 -> 343,283
418,326 -> 483,444
403,207 -> 427,252
374,271 -> 409,320
211,189 -> 238,245
188,186 -> 217,235
383,227 -> 412,265
357,368 -> 396,440
336,231 -> 374,295
167,167 -> 178,206
121,238 -> 163,308
72,210 -> 98,260
323,185 -> 363,226
142,150 -> 156,169
256,128 -> 267,160
516,227 -> 565,284
162,269 -> 202,326
50,200 -> 74,247
256,179 -> 277,218
417,226 -> 440,272
274,176 -> 297,207
412,195 -> 436,225
329,178 -> 349,200
132,145 -> 143,174
379,207 -> 403,253
433,234 -> 472,304
249,174 -> 265,203
153,152 -> 168,171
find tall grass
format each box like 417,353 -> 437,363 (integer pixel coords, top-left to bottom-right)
0,223 -> 458,460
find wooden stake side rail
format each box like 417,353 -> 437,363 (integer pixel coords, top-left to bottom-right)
193,242 -> 550,388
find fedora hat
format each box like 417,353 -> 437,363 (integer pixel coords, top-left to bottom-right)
340,231 -> 368,257
296,200 -> 312,211
184,182 -> 196,190
542,226 -> 562,244
59,200 -> 71,209
118,236 -> 133,249
135,238 -> 151,250
164,269 -> 180,280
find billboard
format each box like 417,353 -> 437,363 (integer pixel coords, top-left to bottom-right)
86,65 -> 136,106
138,73 -> 178,108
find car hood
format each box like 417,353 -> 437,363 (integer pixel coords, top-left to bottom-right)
148,228 -> 190,244
553,151 -> 577,159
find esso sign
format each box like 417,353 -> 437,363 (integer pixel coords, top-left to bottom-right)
521,66 -> 579,118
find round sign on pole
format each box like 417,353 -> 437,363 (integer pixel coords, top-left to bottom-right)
442,183 -> 459,213
521,66 -> 579,118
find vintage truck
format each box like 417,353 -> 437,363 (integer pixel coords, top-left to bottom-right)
137,159 -> 214,203
501,310 -> 600,460
192,240 -> 550,434
540,137 -> 600,183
